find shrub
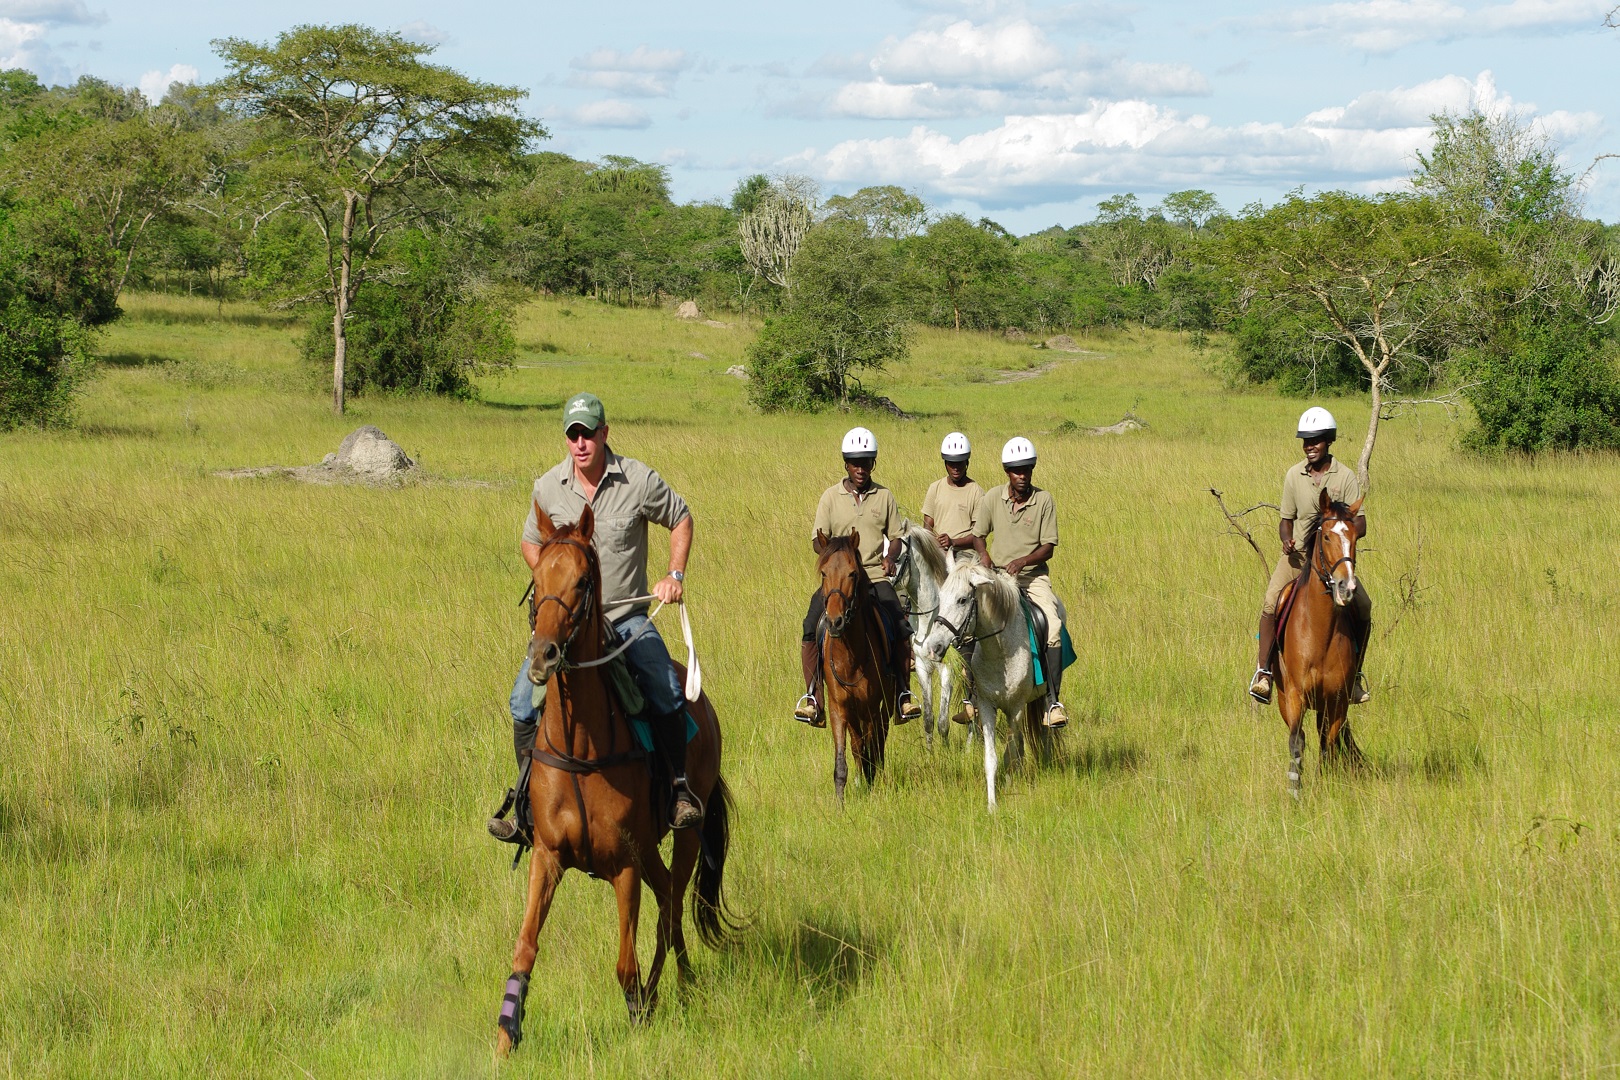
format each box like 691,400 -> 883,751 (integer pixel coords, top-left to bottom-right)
1462,318 -> 1620,453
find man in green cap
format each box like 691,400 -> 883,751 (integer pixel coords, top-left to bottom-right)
488,391 -> 702,840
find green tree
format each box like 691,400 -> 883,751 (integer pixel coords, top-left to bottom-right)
823,185 -> 928,241
1215,191 -> 1486,486
0,198 -> 120,429
914,214 -> 1013,331
745,220 -> 908,410
209,24 -> 541,413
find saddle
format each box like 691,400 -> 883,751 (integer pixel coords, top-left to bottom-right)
1016,594 -> 1076,687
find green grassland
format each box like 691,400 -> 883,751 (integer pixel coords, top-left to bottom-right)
3,293 -> 1619,1077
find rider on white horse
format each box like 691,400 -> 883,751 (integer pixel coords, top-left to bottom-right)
966,437 -> 1070,729
793,427 -> 924,728
1248,407 -> 1372,706
922,431 -> 984,725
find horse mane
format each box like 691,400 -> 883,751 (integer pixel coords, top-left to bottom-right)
903,522 -> 949,584
961,564 -> 1022,628
817,532 -> 860,569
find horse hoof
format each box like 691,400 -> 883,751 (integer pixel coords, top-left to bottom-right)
495,1029 -> 515,1059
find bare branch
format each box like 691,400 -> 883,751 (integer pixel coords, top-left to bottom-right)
1209,488 -> 1274,579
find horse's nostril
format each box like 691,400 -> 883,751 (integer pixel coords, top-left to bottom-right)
542,643 -> 558,661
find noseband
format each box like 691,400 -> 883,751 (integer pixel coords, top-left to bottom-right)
1312,519 -> 1356,590
531,536 -> 599,666
930,583 -> 1003,646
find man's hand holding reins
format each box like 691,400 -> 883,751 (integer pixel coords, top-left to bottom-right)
654,574 -> 684,605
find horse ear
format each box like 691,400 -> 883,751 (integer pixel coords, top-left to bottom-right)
1318,487 -> 1331,514
532,500 -> 556,542
1347,496 -> 1364,517
576,502 -> 595,543
815,529 -> 829,547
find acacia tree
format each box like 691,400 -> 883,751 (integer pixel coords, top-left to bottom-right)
1216,191 -> 1485,488
823,185 -> 928,242
209,24 -> 540,413
914,214 -> 1013,331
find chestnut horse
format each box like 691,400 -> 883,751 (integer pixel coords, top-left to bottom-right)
815,531 -> 896,803
495,502 -> 736,1055
1274,488 -> 1367,795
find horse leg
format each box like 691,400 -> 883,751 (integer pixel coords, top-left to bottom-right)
639,843 -> 676,1014
495,847 -> 563,1056
1321,692 -> 1363,770
1279,685 -> 1306,799
668,828 -> 701,986
917,654 -> 936,749
612,865 -> 648,1024
832,713 -> 849,806
978,696 -> 999,812
936,662 -> 953,748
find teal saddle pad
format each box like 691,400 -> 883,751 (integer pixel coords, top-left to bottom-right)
1018,594 -> 1077,688
629,710 -> 700,754
535,655 -> 699,753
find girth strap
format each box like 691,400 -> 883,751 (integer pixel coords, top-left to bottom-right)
525,745 -> 647,879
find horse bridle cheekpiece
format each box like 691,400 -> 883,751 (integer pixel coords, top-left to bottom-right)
531,536 -> 598,667
1312,511 -> 1356,589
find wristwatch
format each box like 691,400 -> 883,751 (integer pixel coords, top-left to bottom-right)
669,570 -> 685,583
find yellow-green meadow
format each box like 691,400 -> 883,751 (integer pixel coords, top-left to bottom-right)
2,293 -> 1617,1076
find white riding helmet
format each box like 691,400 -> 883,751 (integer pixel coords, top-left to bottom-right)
1296,407 -> 1337,441
940,432 -> 971,463
1001,437 -> 1037,468
841,426 -> 877,460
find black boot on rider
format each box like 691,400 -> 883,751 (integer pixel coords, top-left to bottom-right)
488,720 -> 537,844
654,709 -> 704,829
1042,644 -> 1069,727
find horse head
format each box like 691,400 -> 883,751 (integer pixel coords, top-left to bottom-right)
527,500 -> 600,684
923,562 -> 993,662
817,530 -> 863,638
1315,488 -> 1363,609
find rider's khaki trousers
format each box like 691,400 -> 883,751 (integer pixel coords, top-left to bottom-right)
1019,573 -> 1065,648
1263,551 -> 1307,615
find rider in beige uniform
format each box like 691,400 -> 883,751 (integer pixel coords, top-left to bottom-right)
1249,407 -> 1372,705
922,431 -> 984,568
793,427 -> 923,727
968,437 -> 1070,728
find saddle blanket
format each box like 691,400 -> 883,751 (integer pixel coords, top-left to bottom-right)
1019,594 -> 1077,688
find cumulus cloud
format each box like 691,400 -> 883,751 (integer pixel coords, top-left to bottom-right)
793,71 -> 1597,208
1271,0 -> 1609,52
567,45 -> 692,97
137,62 -> 196,104
566,99 -> 652,129
0,0 -> 103,24
823,18 -> 1208,120
397,19 -> 451,46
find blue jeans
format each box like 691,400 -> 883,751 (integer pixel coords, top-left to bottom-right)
509,613 -> 683,729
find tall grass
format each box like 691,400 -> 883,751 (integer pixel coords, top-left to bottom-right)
1,292 -> 1618,1076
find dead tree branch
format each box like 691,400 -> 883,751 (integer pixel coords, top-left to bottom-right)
1209,488 -> 1275,579
1378,382 -> 1482,423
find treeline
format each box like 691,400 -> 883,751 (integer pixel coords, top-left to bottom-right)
1,23 -> 1617,454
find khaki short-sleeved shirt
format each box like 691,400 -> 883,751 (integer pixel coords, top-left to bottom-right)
1279,457 -> 1363,535
813,481 -> 900,582
922,477 -> 984,540
523,450 -> 690,620
973,484 -> 1059,579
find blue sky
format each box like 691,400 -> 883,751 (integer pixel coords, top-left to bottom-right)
3,0 -> 1616,231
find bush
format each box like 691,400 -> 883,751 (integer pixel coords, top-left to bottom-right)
301,234 -> 516,399
1462,318 -> 1620,453
0,198 -> 119,430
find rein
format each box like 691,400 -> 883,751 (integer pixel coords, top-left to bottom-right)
930,582 -> 1006,648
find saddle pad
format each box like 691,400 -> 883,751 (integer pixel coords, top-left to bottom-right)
1017,594 -> 1077,686
629,711 -> 700,754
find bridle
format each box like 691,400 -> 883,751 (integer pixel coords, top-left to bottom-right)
889,542 -> 939,619
529,536 -> 598,669
929,579 -> 1005,647
1311,515 -> 1357,591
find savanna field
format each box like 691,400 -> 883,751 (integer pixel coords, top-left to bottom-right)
3,293 -> 1620,1077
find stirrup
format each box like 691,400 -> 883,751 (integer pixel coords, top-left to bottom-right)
488,815 -> 528,845
896,692 -> 920,724
951,701 -> 976,726
1043,701 -> 1069,728
670,779 -> 704,829
1248,668 -> 1273,704
1349,671 -> 1371,705
793,692 -> 825,727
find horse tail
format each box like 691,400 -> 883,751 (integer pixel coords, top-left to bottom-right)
692,775 -> 742,949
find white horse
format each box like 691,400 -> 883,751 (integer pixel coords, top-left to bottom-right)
919,563 -> 1057,811
892,523 -> 956,748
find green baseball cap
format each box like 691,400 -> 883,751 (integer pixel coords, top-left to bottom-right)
562,391 -> 606,434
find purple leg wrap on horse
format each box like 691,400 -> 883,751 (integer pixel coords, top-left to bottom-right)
498,972 -> 529,1045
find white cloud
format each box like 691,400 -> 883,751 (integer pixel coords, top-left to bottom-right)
1272,0 -> 1609,52
823,18 -> 1207,120
567,46 -> 692,98
137,62 -> 196,104
397,20 -> 451,46
0,0 -> 103,24
793,71 -> 1597,209
0,15 -> 64,79
567,99 -> 652,129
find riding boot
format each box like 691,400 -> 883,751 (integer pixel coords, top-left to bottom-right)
793,640 -> 824,726
952,644 -> 977,725
1348,599 -> 1373,705
1250,612 -> 1278,704
488,720 -> 537,844
1042,644 -> 1069,727
654,710 -> 703,829
896,635 -> 921,724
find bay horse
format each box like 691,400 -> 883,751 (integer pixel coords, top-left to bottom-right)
815,531 -> 896,803
891,522 -> 955,748
1274,488 -> 1367,796
920,563 -> 1055,811
495,502 -> 736,1055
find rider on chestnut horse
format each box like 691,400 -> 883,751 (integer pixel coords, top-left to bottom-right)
793,427 -> 923,728
1248,407 -> 1373,706
489,391 -> 702,838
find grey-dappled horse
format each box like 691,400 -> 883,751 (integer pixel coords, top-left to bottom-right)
920,563 -> 1056,811
892,523 -> 956,748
